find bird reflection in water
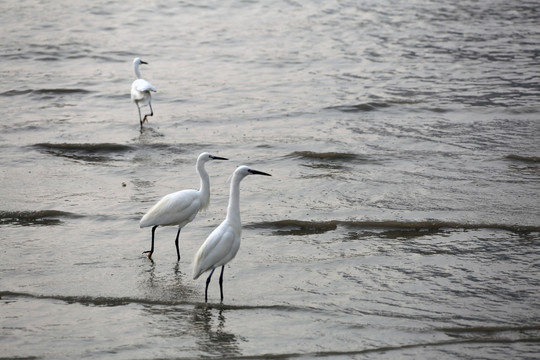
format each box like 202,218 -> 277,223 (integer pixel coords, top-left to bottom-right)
137,260 -> 192,302
192,304 -> 242,358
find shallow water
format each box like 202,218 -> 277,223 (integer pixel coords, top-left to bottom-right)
1,0 -> 539,359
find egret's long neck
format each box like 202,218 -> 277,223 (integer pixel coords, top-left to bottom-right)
197,162 -> 210,210
226,173 -> 243,223
134,63 -> 142,79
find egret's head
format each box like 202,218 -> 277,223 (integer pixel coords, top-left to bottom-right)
235,165 -> 272,178
133,57 -> 148,65
198,152 -> 228,164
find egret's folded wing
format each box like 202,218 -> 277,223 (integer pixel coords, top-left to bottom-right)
133,79 -> 156,92
193,224 -> 237,279
140,190 -> 200,227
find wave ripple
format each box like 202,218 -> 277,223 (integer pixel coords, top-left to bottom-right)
248,219 -> 540,236
32,143 -> 134,163
0,210 -> 82,226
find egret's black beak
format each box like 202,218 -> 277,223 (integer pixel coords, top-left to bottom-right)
140,60 -> 148,65
249,169 -> 272,176
211,156 -> 228,161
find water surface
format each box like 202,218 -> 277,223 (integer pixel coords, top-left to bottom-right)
1,0 -> 539,358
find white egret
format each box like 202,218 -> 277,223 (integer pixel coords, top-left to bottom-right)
140,152 -> 228,261
131,57 -> 157,128
193,165 -> 272,303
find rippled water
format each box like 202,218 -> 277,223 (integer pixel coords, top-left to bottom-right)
1,0 -> 539,359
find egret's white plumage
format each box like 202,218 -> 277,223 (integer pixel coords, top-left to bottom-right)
140,152 -> 228,261
193,165 -> 271,303
131,57 -> 156,128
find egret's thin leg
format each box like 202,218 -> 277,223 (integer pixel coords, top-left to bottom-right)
174,227 -> 181,262
136,104 -> 143,128
143,225 -> 158,259
219,266 -> 225,302
143,102 -> 154,124
205,268 -> 216,303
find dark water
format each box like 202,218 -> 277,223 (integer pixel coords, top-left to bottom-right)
1,0 -> 539,359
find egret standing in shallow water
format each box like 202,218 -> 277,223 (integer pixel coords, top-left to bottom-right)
140,152 -> 228,261
193,165 -> 272,303
131,57 -> 156,128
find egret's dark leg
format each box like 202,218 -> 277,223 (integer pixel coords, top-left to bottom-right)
143,225 -> 158,259
174,227 -> 181,262
143,102 -> 154,124
219,265 -> 225,302
205,268 -> 216,303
